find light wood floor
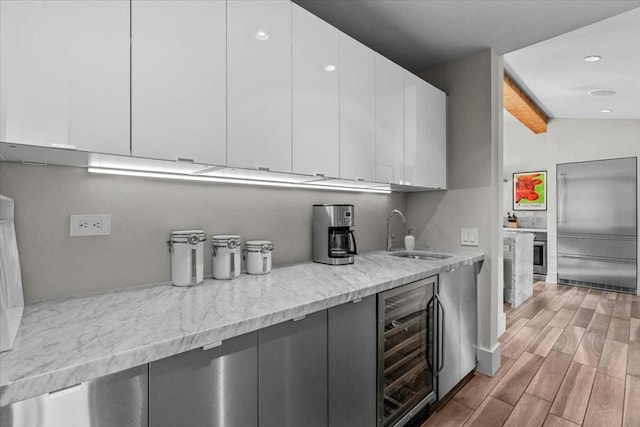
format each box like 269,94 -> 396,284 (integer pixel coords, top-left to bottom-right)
422,282 -> 640,427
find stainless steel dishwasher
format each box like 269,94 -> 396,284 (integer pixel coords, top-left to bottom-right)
378,275 -> 441,427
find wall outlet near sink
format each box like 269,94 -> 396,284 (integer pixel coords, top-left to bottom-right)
460,228 -> 478,246
70,214 -> 111,236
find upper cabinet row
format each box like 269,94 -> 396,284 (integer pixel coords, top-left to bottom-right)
0,0 -> 446,189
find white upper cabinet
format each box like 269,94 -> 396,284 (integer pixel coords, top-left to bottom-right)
339,35 -> 376,182
423,81 -> 447,189
131,0 -> 226,165
292,4 -> 339,178
375,56 -> 405,184
227,0 -> 292,173
0,0 -> 130,155
405,72 -> 447,189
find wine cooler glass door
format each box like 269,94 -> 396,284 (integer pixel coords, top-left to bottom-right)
378,276 -> 437,427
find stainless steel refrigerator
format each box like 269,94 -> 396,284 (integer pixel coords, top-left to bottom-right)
557,157 -> 637,293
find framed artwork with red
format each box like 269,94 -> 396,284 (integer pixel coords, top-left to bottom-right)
513,171 -> 547,211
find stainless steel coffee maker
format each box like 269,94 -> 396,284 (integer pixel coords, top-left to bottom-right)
312,204 -> 358,265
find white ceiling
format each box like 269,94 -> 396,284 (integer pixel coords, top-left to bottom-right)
505,7 -> 640,119
294,0 -> 640,120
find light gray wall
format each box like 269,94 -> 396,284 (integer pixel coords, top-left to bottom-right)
409,48 -> 503,374
0,162 -> 407,302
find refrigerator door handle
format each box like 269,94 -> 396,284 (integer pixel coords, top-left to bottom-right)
558,172 -> 565,225
558,233 -> 636,241
558,253 -> 637,264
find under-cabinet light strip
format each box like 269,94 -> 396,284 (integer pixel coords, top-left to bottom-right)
87,167 -> 393,194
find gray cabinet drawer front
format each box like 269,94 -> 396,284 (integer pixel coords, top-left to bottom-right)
328,295 -> 377,427
0,365 -> 148,427
150,332 -> 258,427
259,310 -> 328,427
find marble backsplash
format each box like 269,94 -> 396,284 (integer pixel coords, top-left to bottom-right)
503,215 -> 547,229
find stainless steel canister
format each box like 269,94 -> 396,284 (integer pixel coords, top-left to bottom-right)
211,235 -> 241,279
243,240 -> 274,275
168,230 -> 206,287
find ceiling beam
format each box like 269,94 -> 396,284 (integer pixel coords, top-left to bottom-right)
503,73 -> 549,134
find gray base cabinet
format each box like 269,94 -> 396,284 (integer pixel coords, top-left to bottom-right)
149,332 -> 258,427
437,264 -> 478,398
259,310 -> 328,427
0,365 -> 148,427
328,295 -> 377,427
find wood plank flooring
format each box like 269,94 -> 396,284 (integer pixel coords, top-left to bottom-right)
422,282 -> 640,427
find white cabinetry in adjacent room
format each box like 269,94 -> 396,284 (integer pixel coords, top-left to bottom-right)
227,0 -> 292,173
292,4 -> 340,178
375,55 -> 405,185
0,0 -> 130,155
131,0 -> 226,165
339,35 -> 376,182
404,72 -> 447,189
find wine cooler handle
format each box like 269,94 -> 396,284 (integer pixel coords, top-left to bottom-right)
436,294 -> 445,374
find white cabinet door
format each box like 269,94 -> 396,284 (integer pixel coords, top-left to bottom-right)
292,4 -> 339,178
0,0 -> 129,155
424,83 -> 447,189
227,0 -> 292,173
375,55 -> 404,184
339,35 -> 375,182
404,72 -> 424,187
131,0 -> 226,165
404,72 -> 447,189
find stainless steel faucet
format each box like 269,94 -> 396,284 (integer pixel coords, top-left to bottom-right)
387,209 -> 407,251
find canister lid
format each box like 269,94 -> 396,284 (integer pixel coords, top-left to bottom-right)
170,230 -> 206,244
245,240 -> 274,253
211,235 -> 241,248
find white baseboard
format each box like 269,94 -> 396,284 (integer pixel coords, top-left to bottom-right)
477,343 -> 501,377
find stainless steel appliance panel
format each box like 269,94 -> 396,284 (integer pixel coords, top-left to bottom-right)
378,276 -> 437,427
149,332 -> 257,427
328,295 -> 377,427
557,158 -> 636,236
557,234 -> 636,261
437,264 -> 477,399
458,264 -> 478,382
0,365 -> 148,427
259,310 -> 328,427
557,157 -> 637,292
558,254 -> 637,290
533,241 -> 547,275
437,268 -> 460,399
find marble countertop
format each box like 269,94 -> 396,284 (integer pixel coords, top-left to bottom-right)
0,250 -> 483,406
503,227 -> 547,233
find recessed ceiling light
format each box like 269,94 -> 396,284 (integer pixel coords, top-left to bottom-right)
324,64 -> 336,72
600,109 -> 612,113
583,55 -> 602,62
255,31 -> 269,41
588,89 -> 617,97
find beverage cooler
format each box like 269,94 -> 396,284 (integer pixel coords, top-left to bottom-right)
377,276 -> 441,427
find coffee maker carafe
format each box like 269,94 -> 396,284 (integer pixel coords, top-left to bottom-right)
313,204 -> 358,265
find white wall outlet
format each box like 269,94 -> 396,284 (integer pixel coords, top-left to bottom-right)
70,214 -> 111,237
460,228 -> 479,246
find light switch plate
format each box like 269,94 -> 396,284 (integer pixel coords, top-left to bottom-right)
461,228 -> 479,246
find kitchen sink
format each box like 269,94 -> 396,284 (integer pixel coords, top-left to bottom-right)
388,250 -> 453,260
